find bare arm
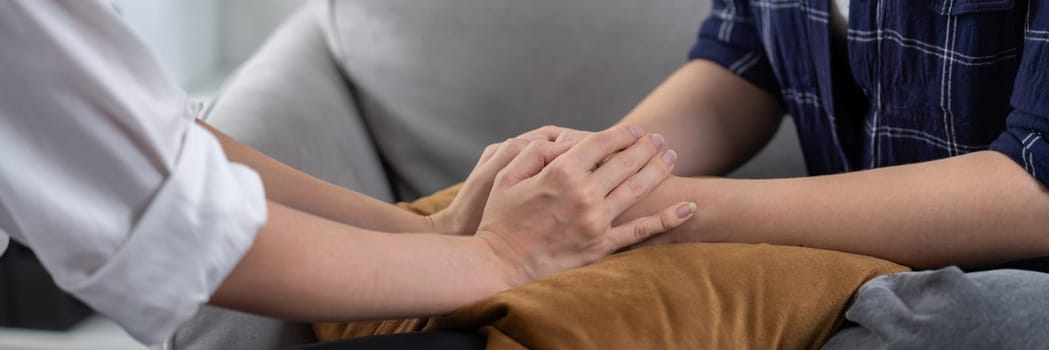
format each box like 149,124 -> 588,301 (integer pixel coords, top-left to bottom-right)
199,121 -> 432,233
210,126 -> 696,320
614,60 -> 1049,268
199,121 -> 594,236
625,151 -> 1049,269
618,60 -> 783,176
211,201 -> 508,320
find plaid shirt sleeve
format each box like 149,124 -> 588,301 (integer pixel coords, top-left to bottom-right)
688,0 -> 780,96
990,2 -> 1049,187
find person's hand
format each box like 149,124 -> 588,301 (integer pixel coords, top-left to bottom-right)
429,125 -> 590,236
474,125 -> 697,286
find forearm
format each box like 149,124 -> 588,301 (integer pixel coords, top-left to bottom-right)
211,127 -> 691,321
617,60 -> 782,176
623,151 -> 1049,268
198,121 -> 430,233
211,201 -> 507,321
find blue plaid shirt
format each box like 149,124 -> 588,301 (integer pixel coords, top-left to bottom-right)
690,0 -> 1049,187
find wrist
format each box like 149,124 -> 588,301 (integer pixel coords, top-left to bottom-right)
428,210 -> 465,236
422,214 -> 439,233
470,232 -> 534,289
459,235 -> 521,296
622,175 -> 717,245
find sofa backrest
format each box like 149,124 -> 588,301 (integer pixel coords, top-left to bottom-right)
207,2 -> 395,202
327,0 -> 721,199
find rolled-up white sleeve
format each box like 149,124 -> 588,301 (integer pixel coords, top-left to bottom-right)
64,124 -> 268,344
0,0 -> 267,345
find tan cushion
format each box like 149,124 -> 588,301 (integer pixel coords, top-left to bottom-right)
314,185 -> 908,349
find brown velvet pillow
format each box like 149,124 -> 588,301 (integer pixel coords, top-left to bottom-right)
314,185 -> 908,349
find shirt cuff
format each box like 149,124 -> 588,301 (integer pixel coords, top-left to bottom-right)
989,112 -> 1048,188
63,123 -> 268,345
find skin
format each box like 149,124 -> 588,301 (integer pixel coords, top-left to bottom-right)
205,123 -> 698,321
206,57 -> 1049,320
604,60 -> 1049,269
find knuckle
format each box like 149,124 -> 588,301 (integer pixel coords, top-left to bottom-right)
520,142 -> 546,159
493,169 -> 510,185
619,125 -> 640,141
615,125 -> 634,138
587,130 -> 613,147
639,136 -> 659,153
642,157 -> 672,178
633,222 -> 651,242
483,144 -> 499,156
659,211 -> 674,231
588,126 -> 633,149
546,162 -> 575,181
558,130 -> 583,143
654,154 -> 673,172
580,183 -> 604,199
618,156 -> 640,171
569,188 -> 591,206
626,178 -> 648,198
506,139 -> 529,152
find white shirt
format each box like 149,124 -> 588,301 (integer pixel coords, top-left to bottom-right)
0,0 -> 267,345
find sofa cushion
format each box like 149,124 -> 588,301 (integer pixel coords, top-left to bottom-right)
173,2 -> 382,349
327,0 -> 733,199
207,0 -> 393,202
315,184 -> 909,349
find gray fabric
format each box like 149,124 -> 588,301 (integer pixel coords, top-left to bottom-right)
823,267 -> 1049,350
327,0 -> 805,199
172,2 -> 373,349
206,0 -> 393,202
168,306 -> 316,350
174,0 -> 807,348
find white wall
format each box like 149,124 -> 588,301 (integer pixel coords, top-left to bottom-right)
111,0 -> 222,89
110,0 -> 302,94
221,0 -> 303,69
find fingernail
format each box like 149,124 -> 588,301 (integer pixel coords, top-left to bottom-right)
676,202 -> 697,218
651,133 -> 665,149
661,150 -> 677,165
628,126 -> 644,138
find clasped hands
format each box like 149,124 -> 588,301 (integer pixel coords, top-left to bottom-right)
429,125 -> 696,289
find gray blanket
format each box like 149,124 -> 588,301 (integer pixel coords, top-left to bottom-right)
823,266 -> 1049,350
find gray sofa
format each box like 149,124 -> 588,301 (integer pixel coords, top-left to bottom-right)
176,0 -> 806,348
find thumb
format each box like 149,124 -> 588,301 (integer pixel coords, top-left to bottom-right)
605,202 -> 696,251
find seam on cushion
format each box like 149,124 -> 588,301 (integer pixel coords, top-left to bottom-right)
325,0 -> 347,70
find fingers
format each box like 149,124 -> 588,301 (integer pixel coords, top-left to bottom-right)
554,125 -> 644,171
589,133 -> 665,196
605,202 -> 696,251
517,125 -> 568,142
476,138 -> 532,174
479,125 -> 584,168
554,129 -> 592,144
496,140 -> 574,186
475,142 -> 501,168
605,149 -> 677,216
